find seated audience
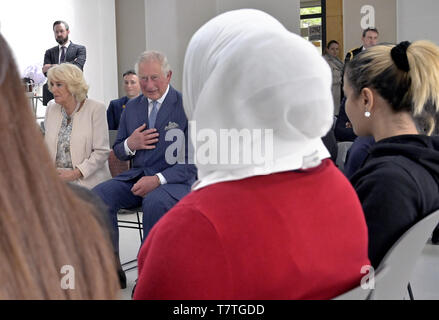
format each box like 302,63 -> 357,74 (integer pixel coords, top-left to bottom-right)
44,63 -> 112,189
107,70 -> 141,130
0,33 -> 119,299
133,9 -> 370,300
345,40 -> 439,267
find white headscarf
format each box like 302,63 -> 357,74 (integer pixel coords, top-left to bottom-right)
183,9 -> 334,190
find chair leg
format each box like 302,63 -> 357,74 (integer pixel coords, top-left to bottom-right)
136,210 -> 143,243
407,282 -> 415,300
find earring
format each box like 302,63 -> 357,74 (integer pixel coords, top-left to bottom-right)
365,111 -> 371,118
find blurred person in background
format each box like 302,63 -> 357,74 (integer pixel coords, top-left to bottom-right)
323,40 -> 344,114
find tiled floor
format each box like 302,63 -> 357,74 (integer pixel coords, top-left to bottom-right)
117,211 -> 439,300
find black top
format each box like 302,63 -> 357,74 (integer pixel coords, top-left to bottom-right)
334,98 -> 357,142
350,135 -> 439,267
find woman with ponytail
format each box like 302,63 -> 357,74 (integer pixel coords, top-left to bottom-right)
343,40 -> 439,267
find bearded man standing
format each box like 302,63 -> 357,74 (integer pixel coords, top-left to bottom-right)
42,20 -> 86,105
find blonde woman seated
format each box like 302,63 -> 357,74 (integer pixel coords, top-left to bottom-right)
134,9 -> 370,300
45,63 -> 111,189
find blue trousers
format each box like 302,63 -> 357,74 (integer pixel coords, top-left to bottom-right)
93,178 -> 177,252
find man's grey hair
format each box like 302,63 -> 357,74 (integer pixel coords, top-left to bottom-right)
135,50 -> 171,76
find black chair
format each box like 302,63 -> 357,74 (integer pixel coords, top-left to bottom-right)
108,130 -> 144,271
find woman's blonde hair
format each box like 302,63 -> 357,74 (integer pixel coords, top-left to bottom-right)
344,40 -> 439,135
47,63 -> 89,103
0,34 -> 119,299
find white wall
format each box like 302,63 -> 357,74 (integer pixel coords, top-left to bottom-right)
144,0 -> 300,92
0,0 -> 118,106
397,0 -> 439,44
343,0 -> 397,55
115,0 -> 146,97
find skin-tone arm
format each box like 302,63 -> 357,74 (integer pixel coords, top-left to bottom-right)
57,168 -> 83,182
131,175 -> 161,197
126,123 -> 161,197
42,64 -> 53,74
127,123 -> 159,151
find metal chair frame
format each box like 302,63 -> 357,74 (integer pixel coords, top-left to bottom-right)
109,129 -> 144,272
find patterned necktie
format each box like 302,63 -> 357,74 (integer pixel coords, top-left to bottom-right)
60,46 -> 66,63
148,100 -> 158,129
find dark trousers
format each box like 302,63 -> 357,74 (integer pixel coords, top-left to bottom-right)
92,178 -> 177,252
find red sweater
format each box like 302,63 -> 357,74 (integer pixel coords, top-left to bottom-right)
134,160 -> 370,300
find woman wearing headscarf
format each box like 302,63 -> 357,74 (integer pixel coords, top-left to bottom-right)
44,63 -> 111,189
133,9 -> 370,300
344,41 -> 439,267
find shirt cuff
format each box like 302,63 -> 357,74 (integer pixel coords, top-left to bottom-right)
124,139 -> 136,156
156,173 -> 167,185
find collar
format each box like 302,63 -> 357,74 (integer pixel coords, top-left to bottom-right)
59,41 -> 71,50
147,84 -> 170,105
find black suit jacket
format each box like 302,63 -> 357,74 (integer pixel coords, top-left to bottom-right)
43,41 -> 87,105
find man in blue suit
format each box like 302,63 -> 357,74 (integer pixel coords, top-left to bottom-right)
93,50 -> 197,255
107,70 -> 141,130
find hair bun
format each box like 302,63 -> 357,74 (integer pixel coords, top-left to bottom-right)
391,41 -> 411,72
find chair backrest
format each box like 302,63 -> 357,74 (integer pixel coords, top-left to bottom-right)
109,129 -> 118,148
335,141 -> 353,171
108,129 -> 129,178
333,265 -> 389,300
370,209 -> 439,300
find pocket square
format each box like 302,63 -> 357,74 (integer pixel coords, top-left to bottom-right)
165,122 -> 179,130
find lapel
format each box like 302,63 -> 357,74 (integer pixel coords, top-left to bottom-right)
65,42 -> 74,62
135,96 -> 149,127
154,86 -> 176,131
52,46 -> 60,63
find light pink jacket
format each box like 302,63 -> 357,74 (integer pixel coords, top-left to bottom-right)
44,98 -> 111,189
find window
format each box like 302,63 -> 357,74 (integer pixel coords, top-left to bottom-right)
300,0 -> 326,54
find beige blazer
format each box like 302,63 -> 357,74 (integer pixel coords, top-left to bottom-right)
44,98 -> 112,189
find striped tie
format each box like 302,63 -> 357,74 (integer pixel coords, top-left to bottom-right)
60,46 -> 66,63
148,100 -> 158,129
